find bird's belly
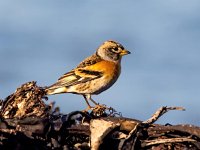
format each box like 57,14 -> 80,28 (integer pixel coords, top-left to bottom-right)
92,75 -> 119,94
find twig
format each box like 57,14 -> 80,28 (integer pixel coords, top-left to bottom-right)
143,106 -> 185,124
142,137 -> 199,148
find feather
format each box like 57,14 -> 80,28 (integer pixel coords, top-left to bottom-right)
47,68 -> 103,90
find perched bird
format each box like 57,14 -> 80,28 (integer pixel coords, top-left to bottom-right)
45,40 -> 130,109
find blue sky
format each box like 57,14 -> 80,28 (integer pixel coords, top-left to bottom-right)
0,1 -> 200,125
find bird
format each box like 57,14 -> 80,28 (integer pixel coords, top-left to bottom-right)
45,40 -> 130,109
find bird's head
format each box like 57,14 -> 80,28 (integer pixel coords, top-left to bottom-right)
96,40 -> 131,62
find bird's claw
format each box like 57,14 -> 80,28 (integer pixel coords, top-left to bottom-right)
82,104 -> 107,116
91,104 -> 108,116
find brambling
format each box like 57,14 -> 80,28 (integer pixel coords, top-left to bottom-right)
45,40 -> 130,109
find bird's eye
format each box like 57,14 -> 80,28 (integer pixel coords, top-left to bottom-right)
113,47 -> 118,51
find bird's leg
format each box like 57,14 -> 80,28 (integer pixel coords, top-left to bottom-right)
83,94 -> 109,115
90,98 -> 98,105
85,94 -> 110,116
83,95 -> 93,111
86,94 -> 98,105
82,94 -> 99,112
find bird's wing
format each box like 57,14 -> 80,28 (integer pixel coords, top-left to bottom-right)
47,54 -> 103,90
76,53 -> 102,68
47,68 -> 103,89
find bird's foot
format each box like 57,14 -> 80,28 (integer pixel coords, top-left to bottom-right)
81,104 -> 107,116
82,104 -> 118,117
91,104 -> 108,117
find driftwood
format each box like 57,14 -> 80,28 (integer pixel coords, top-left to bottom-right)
0,81 -> 200,150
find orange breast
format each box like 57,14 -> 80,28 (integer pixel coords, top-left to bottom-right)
88,60 -> 120,76
93,61 -> 119,74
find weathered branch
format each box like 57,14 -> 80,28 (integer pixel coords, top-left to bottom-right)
143,106 -> 185,124
0,81 -> 199,150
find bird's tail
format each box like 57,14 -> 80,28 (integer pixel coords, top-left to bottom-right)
45,88 -> 56,95
45,83 -> 68,95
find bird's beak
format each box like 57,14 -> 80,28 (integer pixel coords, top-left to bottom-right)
120,49 -> 131,56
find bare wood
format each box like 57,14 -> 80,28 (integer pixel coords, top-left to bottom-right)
0,81 -> 199,150
143,106 -> 185,124
142,137 -> 199,148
